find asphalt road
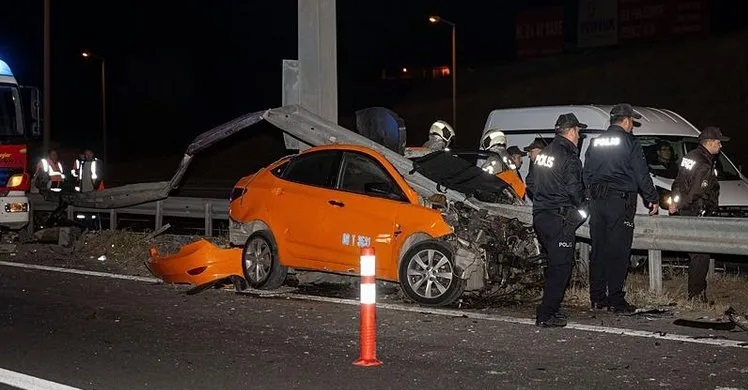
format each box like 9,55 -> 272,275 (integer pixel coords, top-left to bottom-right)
1,266 -> 747,390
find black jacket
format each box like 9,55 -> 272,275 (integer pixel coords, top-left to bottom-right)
526,135 -> 585,211
583,125 -> 658,204
671,144 -> 719,215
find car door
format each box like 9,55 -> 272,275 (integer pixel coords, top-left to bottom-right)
322,150 -> 407,272
268,149 -> 343,268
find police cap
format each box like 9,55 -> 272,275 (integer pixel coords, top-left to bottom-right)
507,146 -> 527,157
555,113 -> 588,130
610,103 -> 642,119
523,138 -> 546,152
698,126 -> 730,142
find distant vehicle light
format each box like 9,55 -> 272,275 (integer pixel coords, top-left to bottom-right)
0,59 -> 13,76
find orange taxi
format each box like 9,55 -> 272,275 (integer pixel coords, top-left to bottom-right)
228,144 -> 466,306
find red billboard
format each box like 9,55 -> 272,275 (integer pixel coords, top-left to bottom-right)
516,6 -> 565,58
618,0 -> 710,43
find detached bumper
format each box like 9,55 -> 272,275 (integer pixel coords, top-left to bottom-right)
147,239 -> 244,287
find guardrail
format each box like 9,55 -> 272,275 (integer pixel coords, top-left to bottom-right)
28,194 -> 748,295
29,194 -> 230,236
488,203 -> 748,294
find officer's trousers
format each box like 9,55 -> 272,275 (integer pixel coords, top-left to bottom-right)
688,253 -> 710,299
589,195 -> 636,308
678,209 -> 711,300
533,209 -> 576,321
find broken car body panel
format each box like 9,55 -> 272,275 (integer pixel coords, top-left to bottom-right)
147,239 -> 243,288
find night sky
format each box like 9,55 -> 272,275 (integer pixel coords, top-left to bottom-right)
1,0 -> 746,164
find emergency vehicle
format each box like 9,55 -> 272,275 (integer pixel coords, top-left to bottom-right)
0,58 -> 41,229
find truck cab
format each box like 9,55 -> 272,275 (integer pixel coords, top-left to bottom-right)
0,58 -> 41,229
482,105 -> 748,217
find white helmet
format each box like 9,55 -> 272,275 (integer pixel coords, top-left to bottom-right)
429,120 -> 455,145
480,129 -> 506,150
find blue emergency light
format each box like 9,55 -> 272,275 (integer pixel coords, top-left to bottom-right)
0,59 -> 13,77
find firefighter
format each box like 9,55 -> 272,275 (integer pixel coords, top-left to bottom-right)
525,113 -> 588,327
479,129 -> 527,199
423,120 -> 455,151
668,126 -> 729,302
33,149 -> 65,192
403,120 -> 455,158
71,150 -> 85,192
583,103 -> 659,314
78,148 -> 104,192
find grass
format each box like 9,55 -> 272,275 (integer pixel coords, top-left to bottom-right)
565,268 -> 748,317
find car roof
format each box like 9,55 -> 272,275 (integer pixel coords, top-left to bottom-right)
300,143 -> 386,155
484,105 -> 700,137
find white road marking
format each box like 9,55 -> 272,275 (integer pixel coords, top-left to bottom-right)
0,367 -> 84,390
2,261 -> 747,349
275,293 -> 748,349
0,261 -> 161,284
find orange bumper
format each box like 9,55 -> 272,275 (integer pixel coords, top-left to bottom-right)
147,239 -> 243,288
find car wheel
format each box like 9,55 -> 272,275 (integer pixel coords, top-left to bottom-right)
242,231 -> 287,289
399,240 -> 465,307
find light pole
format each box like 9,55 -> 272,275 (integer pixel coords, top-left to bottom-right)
81,51 -> 106,163
428,15 -> 457,131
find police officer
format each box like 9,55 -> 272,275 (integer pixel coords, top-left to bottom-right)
583,103 -> 659,314
668,126 -> 729,302
526,113 -> 588,327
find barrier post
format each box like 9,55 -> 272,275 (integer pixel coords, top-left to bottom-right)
353,247 -> 383,367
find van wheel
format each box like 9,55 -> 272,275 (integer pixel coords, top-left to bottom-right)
399,240 -> 464,307
242,231 -> 287,289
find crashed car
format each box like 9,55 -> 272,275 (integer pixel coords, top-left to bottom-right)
128,105 -> 541,305
227,143 -> 541,306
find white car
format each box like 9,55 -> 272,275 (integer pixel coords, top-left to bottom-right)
482,105 -> 748,217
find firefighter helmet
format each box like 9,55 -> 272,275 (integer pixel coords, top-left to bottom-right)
480,129 -> 507,150
428,120 -> 455,145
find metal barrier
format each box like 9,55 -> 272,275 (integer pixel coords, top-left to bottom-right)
487,203 -> 748,294
29,194 -> 229,236
28,194 -> 748,294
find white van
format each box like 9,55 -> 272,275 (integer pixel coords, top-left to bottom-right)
482,105 -> 748,217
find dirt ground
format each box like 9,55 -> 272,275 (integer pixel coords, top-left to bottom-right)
2,230 -> 747,321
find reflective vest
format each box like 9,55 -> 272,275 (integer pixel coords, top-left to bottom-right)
78,158 -> 102,192
39,158 -> 65,192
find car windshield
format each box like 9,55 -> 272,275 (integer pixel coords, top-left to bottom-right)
0,84 -> 23,137
638,135 -> 741,180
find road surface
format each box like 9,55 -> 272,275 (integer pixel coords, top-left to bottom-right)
0,265 -> 747,389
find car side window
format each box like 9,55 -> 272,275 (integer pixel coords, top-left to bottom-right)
281,150 -> 340,188
338,151 -> 407,202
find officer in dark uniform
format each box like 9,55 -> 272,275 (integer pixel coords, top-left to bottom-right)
583,103 -> 659,314
526,113 -> 588,327
668,126 -> 729,301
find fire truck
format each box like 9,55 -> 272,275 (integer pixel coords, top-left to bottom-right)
0,58 -> 40,230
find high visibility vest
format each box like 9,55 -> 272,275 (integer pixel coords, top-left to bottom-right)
79,158 -> 102,192
39,158 -> 65,192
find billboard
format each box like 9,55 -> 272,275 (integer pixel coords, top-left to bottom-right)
577,0 -> 618,48
516,6 -> 565,58
618,0 -> 710,43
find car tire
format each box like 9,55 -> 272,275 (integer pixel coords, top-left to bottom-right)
242,230 -> 287,290
399,240 -> 465,307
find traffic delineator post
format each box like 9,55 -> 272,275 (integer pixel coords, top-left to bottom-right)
353,246 -> 383,367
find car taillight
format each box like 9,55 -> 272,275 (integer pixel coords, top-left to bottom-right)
6,174 -> 25,188
230,187 -> 246,202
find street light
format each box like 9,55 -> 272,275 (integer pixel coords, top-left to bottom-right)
428,15 -> 457,130
81,51 -> 107,163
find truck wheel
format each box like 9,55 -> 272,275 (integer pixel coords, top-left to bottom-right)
242,231 -> 287,290
399,240 -> 465,307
